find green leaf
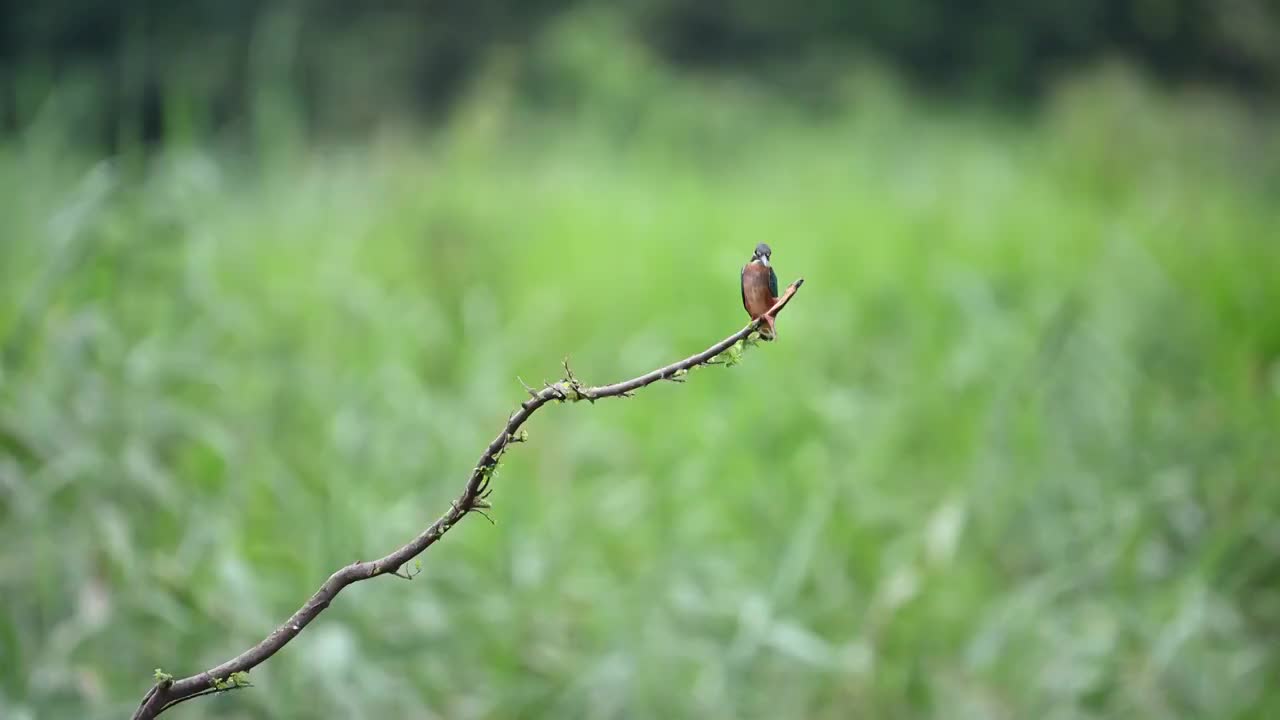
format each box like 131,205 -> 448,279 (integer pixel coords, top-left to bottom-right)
725,341 -> 745,367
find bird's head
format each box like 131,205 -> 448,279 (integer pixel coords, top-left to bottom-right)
751,242 -> 772,266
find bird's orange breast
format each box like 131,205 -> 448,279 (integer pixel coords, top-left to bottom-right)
741,263 -> 776,319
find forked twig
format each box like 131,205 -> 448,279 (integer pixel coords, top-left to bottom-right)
131,279 -> 804,719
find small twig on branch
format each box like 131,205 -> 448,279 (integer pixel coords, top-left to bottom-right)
130,278 -> 804,720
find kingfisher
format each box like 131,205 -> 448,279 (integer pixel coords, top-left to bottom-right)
741,242 -> 780,340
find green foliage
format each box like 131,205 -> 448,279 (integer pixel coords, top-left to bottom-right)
7,2 -> 1279,145
210,672 -> 251,691
1,68 -> 1278,720
720,340 -> 748,368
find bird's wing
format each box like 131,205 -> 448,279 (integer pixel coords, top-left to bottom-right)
740,264 -> 749,312
768,266 -> 779,300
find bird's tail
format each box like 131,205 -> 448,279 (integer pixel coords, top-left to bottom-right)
758,314 -> 777,341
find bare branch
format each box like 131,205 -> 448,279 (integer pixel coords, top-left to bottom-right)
131,278 -> 804,720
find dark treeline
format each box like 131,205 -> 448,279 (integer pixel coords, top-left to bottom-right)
3,0 -> 1277,142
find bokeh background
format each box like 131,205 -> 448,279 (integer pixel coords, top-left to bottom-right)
3,2 -> 1280,719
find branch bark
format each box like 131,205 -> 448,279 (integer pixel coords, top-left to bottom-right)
132,278 -> 805,719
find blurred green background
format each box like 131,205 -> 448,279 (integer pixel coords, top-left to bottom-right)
3,2 -> 1280,719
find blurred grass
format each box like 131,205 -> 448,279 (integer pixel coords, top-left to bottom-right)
2,47 -> 1280,720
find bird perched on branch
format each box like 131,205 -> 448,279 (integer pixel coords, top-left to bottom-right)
741,242 -> 780,340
